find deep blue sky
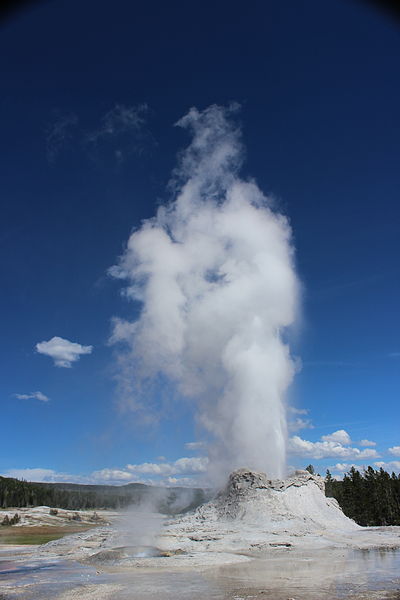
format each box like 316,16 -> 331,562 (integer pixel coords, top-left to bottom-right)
1,0 -> 399,484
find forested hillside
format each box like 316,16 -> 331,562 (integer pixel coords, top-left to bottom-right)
325,466 -> 400,526
0,475 -> 208,514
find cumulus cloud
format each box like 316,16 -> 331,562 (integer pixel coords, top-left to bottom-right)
3,456 -> 210,487
14,391 -> 49,402
36,336 -> 92,368
91,469 -> 134,483
89,470 -> 203,487
359,439 -> 377,447
388,446 -> 400,456
109,104 -> 300,482
165,476 -> 199,487
374,461 -> 400,473
328,463 -> 364,475
126,457 -> 208,477
288,434 -> 380,460
321,429 -> 351,445
329,460 -> 400,476
2,468 -> 82,483
90,456 -> 209,485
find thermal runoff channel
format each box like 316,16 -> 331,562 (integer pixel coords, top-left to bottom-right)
110,105 -> 300,482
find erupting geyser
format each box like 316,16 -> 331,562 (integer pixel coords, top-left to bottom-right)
110,104 -> 300,482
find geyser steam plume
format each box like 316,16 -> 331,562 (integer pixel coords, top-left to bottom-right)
110,104 -> 300,482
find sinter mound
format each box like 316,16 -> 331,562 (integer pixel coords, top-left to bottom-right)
36,468 -> 400,566
188,468 -> 359,531
159,468 -> 371,556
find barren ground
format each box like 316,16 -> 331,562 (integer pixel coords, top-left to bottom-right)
1,473 -> 400,599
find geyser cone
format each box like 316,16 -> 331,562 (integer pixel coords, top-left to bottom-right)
160,468 -> 359,553
110,104 -> 300,483
200,468 -> 359,531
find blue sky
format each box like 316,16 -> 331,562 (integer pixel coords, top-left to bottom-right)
1,0 -> 399,486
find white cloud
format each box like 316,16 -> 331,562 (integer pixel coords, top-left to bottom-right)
2,468 -> 82,483
92,457 -> 209,485
374,461 -> 400,473
329,460 -> 400,476
288,417 -> 314,432
174,457 -> 208,473
36,336 -> 92,368
3,456 -> 210,487
288,435 -> 379,460
388,446 -> 400,456
184,441 -> 207,451
321,429 -> 351,445
126,456 -> 208,477
90,469 -> 134,483
166,476 -> 199,487
14,391 -> 49,402
89,469 -> 154,486
109,317 -> 137,344
359,439 -> 376,447
329,463 -> 360,473
288,407 -> 309,416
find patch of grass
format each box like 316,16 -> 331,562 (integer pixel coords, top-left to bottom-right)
0,524 -> 94,545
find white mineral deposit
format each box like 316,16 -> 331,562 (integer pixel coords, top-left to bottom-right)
2,469 -> 399,599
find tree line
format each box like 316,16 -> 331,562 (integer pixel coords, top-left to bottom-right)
0,476 -> 133,510
324,465 -> 400,526
0,475 -> 207,514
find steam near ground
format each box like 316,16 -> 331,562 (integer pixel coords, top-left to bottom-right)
110,104 -> 300,483
114,487 -> 204,550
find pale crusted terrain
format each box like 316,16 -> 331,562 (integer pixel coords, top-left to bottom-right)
157,469 -> 399,558
0,506 -> 114,527
2,472 -> 400,600
31,469 -> 400,570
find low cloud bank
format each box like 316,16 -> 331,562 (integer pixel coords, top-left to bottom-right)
289,429 -> 380,461
388,446 -> 400,457
374,460 -> 400,472
2,456 -> 209,487
359,439 -> 376,447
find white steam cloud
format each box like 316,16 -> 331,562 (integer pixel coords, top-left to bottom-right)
110,104 -> 299,482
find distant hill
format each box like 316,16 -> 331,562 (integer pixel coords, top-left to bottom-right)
0,475 -> 211,514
